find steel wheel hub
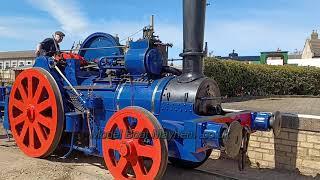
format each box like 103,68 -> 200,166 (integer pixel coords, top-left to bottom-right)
119,141 -> 134,157
27,105 -> 36,122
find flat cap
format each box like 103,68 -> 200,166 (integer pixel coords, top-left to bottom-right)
55,31 -> 65,37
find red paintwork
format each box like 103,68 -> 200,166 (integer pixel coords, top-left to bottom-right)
54,52 -> 88,66
210,112 -> 252,128
8,69 -> 59,157
102,108 -> 164,179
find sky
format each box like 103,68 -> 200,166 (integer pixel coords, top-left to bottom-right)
0,0 -> 319,58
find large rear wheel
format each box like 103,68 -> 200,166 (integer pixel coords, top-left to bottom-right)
9,67 -> 64,158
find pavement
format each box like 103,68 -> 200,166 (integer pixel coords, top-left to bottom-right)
223,97 -> 320,132
222,97 -> 320,116
1,97 -> 319,179
0,136 -> 315,180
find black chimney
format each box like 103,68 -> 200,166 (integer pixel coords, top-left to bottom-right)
178,0 -> 207,83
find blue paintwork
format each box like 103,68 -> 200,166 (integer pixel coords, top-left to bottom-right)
203,123 -> 226,149
0,87 -> 6,102
79,32 -> 123,62
3,92 -> 10,130
145,48 -> 163,75
2,31 -> 277,164
124,40 -> 149,75
1,87 -> 10,130
47,54 -> 218,161
65,112 -> 82,132
0,87 -> 5,119
125,40 -> 163,75
251,112 -> 271,131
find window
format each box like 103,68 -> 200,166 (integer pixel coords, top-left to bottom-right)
5,62 -> 10,69
0,63 -> 3,70
12,62 -> 17,68
27,61 -> 32,65
19,62 -> 24,67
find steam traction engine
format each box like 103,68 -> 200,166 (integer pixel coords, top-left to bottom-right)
4,0 -> 282,179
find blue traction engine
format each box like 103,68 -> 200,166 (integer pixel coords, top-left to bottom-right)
3,0 -> 282,179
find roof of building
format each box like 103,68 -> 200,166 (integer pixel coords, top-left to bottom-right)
0,50 -> 35,60
260,51 -> 289,54
220,56 -> 260,61
288,54 -> 302,59
309,39 -> 320,57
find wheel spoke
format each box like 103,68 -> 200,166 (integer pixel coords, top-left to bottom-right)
117,118 -> 129,131
117,157 -> 129,173
18,84 -> 28,103
28,76 -> 33,101
34,123 -> 46,144
12,113 -> 27,126
135,142 -> 154,158
131,158 -> 146,178
29,126 -> 35,148
12,99 -> 26,111
134,121 -> 145,133
36,99 -> 51,112
32,84 -> 44,104
37,114 -> 52,129
19,123 -> 29,140
106,139 -> 121,151
117,119 -> 130,139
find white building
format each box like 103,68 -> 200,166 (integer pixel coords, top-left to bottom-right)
302,31 -> 320,59
285,31 -> 320,67
0,50 -> 35,83
0,50 -> 35,70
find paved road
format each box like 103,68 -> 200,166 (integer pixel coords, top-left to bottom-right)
223,98 -> 320,115
0,132 -> 314,180
1,98 -> 318,179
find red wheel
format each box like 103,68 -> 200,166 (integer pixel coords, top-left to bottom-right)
9,68 -> 64,158
102,107 -> 168,180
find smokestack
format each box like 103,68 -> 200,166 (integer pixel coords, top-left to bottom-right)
178,0 -> 207,83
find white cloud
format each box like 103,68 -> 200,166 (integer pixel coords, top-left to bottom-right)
1,1 -> 314,58
27,0 -> 89,35
23,0 -> 183,54
0,16 -> 53,40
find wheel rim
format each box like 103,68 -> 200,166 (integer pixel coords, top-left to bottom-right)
223,121 -> 242,158
9,68 -> 64,158
102,107 -> 168,179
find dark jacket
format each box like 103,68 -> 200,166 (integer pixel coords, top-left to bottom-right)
40,38 -> 60,57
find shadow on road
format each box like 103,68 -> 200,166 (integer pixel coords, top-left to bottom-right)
47,148 -> 317,180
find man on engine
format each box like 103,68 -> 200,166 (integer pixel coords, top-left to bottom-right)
35,31 -> 65,57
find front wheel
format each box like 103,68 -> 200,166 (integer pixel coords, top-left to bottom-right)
102,106 -> 168,179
